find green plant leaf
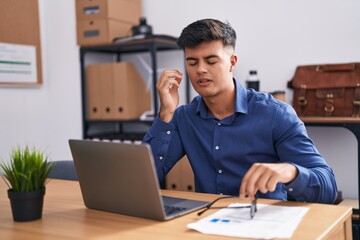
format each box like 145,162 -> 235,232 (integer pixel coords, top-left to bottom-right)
0,146 -> 54,192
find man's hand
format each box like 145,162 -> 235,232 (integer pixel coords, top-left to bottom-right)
157,70 -> 183,123
239,163 -> 298,197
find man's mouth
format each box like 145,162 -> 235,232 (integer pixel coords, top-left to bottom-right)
197,78 -> 211,86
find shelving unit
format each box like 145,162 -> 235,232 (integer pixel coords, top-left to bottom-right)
301,117 -> 360,239
79,35 -> 189,141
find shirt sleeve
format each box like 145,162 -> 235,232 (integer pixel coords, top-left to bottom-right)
142,116 -> 184,183
273,104 -> 338,204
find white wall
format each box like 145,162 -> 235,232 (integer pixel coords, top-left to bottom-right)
0,0 -> 82,162
0,0 -> 359,198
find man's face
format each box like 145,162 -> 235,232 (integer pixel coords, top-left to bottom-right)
184,40 -> 236,98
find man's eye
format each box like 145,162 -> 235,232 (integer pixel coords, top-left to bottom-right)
188,61 -> 197,66
208,61 -> 217,65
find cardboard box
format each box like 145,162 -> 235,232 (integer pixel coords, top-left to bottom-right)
76,0 -> 142,24
86,62 -> 151,120
77,19 -> 133,46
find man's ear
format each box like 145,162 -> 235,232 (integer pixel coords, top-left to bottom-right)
229,54 -> 237,72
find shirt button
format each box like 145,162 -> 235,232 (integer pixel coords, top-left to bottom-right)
288,188 -> 294,192
218,169 -> 222,174
218,122 -> 221,126
159,156 -> 164,160
215,146 -> 219,150
166,131 -> 171,134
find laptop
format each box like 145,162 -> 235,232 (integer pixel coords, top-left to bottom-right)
68,139 -> 209,221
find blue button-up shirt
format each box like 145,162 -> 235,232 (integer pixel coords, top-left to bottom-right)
143,79 -> 338,203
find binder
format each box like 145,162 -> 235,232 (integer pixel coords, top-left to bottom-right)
113,63 -> 151,119
166,156 -> 195,192
86,62 -> 151,120
99,64 -> 114,119
86,65 -> 102,119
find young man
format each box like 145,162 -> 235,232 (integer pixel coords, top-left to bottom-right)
143,19 -> 338,203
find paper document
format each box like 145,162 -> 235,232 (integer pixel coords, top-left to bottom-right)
0,42 -> 37,83
187,203 -> 309,239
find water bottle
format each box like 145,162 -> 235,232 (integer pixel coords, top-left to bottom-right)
246,70 -> 260,91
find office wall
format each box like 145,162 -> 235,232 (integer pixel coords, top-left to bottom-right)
0,0 -> 359,198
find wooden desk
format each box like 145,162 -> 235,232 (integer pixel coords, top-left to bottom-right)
0,180 -> 353,240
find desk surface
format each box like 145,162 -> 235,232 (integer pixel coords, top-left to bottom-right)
0,180 -> 352,240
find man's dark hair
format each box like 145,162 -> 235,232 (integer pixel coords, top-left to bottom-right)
177,19 -> 236,50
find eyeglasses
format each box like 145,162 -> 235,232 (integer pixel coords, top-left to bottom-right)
197,195 -> 258,219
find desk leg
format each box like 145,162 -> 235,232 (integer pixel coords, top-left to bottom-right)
345,124 -> 360,215
344,217 -> 353,240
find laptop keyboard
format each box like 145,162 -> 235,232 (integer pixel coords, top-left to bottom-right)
164,205 -> 187,215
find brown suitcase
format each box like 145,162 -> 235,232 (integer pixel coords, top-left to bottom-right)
288,63 -> 360,117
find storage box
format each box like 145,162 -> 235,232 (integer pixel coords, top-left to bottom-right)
76,0 -> 142,24
76,0 -> 142,46
86,62 -> 151,120
77,19 -> 133,46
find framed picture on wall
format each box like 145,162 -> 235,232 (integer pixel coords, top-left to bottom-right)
0,0 -> 42,87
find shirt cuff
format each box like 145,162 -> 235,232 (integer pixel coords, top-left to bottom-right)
148,116 -> 175,135
284,164 -> 310,199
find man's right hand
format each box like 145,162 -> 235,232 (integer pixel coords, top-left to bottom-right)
157,70 -> 183,123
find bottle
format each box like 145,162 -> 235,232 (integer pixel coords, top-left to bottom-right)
246,70 -> 260,91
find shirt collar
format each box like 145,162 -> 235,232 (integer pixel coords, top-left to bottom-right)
195,78 -> 248,117
234,79 -> 248,114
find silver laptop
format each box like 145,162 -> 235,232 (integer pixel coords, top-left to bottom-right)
68,139 -> 209,221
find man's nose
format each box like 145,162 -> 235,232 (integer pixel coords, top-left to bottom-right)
196,61 -> 208,74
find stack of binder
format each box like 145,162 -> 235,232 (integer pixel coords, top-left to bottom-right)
86,62 -> 151,120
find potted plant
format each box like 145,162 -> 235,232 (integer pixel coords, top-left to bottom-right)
0,146 -> 54,222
